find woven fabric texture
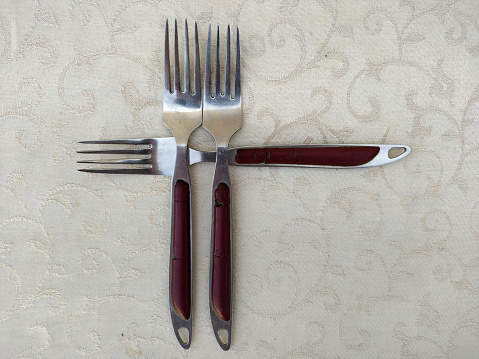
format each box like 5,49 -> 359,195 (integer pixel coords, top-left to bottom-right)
1,0 -> 478,357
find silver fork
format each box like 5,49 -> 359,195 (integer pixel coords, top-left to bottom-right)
77,137 -> 411,174
79,20 -> 201,349
161,19 -> 202,349
202,24 -> 241,351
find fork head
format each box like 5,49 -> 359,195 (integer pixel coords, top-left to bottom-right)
162,19 -> 202,145
77,138 -> 177,175
202,24 -> 242,147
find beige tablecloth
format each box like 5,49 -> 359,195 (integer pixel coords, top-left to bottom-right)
1,0 -> 478,357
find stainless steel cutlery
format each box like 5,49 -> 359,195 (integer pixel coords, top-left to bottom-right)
202,24 -> 241,350
161,19 -> 202,349
77,19 -> 411,350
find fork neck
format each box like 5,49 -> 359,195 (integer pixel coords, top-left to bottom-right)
173,145 -> 191,181
213,146 -> 231,188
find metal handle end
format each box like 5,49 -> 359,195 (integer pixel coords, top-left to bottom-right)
210,308 -> 232,351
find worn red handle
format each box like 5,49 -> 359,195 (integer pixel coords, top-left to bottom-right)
234,146 -> 380,166
211,183 -> 231,322
171,179 -> 191,320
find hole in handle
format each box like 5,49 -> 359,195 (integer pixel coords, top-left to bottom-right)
177,327 -> 190,345
388,147 -> 407,159
217,328 -> 229,346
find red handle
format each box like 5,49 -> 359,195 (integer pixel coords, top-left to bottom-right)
234,146 -> 380,166
211,183 -> 231,322
171,179 -> 191,320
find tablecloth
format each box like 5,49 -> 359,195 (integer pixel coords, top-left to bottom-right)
1,0 -> 478,357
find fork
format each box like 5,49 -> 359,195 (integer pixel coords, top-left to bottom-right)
80,20 -> 203,349
161,18 -> 202,349
77,137 -> 411,173
202,24 -> 241,350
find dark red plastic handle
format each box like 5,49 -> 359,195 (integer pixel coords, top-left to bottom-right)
234,146 -> 380,166
211,183 -> 231,322
171,179 -> 191,320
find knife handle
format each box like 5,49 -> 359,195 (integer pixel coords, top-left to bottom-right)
232,145 -> 410,167
210,147 -> 233,351
169,147 -> 193,349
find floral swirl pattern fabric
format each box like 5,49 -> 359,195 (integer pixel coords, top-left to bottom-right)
0,0 -> 478,357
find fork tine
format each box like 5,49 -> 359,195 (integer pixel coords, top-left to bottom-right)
184,19 -> 190,93
174,19 -> 181,93
194,21 -> 200,95
78,168 -> 151,175
215,25 -> 220,97
164,19 -> 171,94
77,149 -> 150,155
204,24 -> 212,98
235,28 -> 240,100
78,139 -> 151,145
224,25 -> 231,97
77,158 -> 150,165
162,18 -> 202,350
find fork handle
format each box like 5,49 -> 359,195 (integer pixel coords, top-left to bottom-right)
210,147 -> 233,350
233,145 -> 381,166
170,146 -> 193,349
